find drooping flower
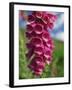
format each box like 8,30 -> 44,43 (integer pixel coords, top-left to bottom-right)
26,11 -> 57,76
28,56 -> 45,75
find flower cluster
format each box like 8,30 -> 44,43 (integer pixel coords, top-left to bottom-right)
26,11 -> 57,76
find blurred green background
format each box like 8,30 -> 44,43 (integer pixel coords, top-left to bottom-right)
19,29 -> 64,79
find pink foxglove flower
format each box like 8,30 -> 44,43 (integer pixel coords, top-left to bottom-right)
26,11 -> 57,76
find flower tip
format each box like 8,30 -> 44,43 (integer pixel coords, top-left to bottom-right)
36,11 -> 42,18
28,15 -> 35,23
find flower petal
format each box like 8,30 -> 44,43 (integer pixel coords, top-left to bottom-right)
34,24 -> 43,34
42,15 -> 49,24
42,31 -> 50,42
34,46 -> 43,55
36,11 -> 42,18
26,49 -> 34,59
30,37 -> 43,47
26,24 -> 33,33
28,15 -> 35,23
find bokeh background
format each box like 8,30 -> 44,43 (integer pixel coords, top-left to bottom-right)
19,10 -> 64,79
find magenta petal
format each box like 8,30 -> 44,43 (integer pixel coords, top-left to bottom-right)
34,56 -> 43,62
44,54 -> 51,61
34,71 -> 42,76
35,69 -> 43,72
51,15 -> 57,22
30,37 -> 43,47
48,39 -> 53,44
32,11 -> 36,16
26,49 -> 34,59
48,22 -> 54,29
34,46 -> 43,55
36,12 -> 42,18
31,56 -> 44,66
34,64 -> 45,75
29,56 -> 45,75
28,15 -> 35,23
34,57 -> 45,68
44,46 -> 52,53
43,24 -> 48,30
26,43 -> 34,49
35,18 -> 44,25
26,32 -> 31,39
26,24 -> 33,33
30,22 -> 36,27
34,24 -> 43,34
44,50 -> 51,60
30,31 -> 36,38
36,62 -> 45,69
42,31 -> 50,42
26,31 -> 36,39
47,13 -> 54,18
50,45 -> 55,50
28,61 -> 35,70
46,57 -> 52,65
28,56 -> 42,69
46,42 -> 55,50
42,15 -> 49,24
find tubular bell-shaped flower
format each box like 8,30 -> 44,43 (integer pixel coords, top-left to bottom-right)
26,11 -> 57,76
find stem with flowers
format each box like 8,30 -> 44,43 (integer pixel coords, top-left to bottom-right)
26,11 -> 57,76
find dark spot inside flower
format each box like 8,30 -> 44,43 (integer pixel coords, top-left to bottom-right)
30,37 -> 43,47
34,24 -> 43,34
35,18 -> 44,25
26,24 -> 33,33
28,15 -> 35,22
